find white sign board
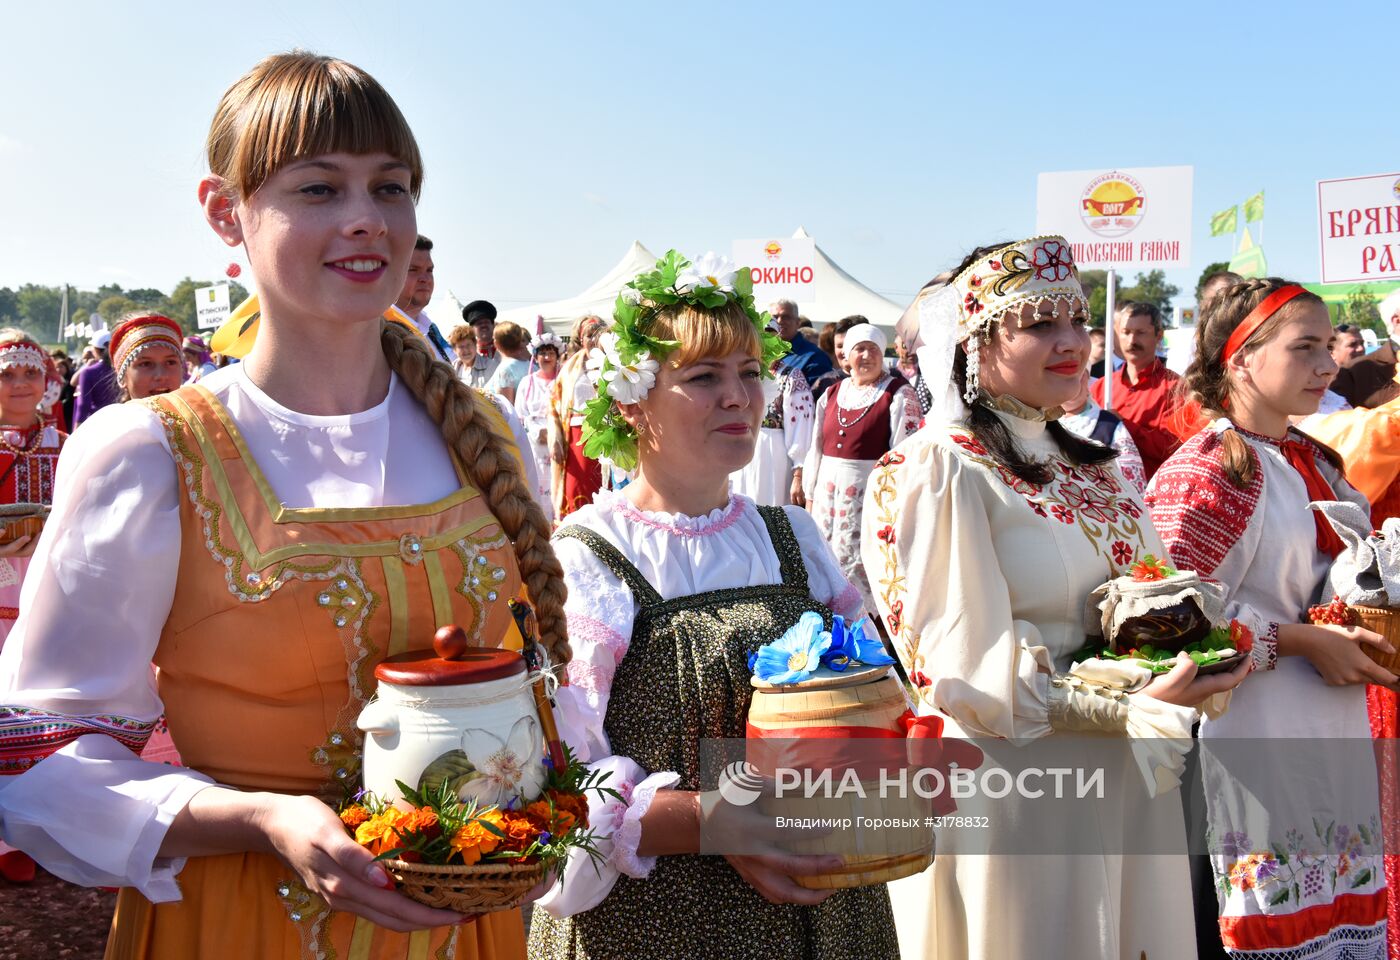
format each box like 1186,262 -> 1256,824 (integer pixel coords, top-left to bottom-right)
1036,165 -> 1193,269
733,238 -> 816,303
195,283 -> 231,331
1316,172 -> 1400,283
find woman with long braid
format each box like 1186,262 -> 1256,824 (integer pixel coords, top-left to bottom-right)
0,52 -> 565,960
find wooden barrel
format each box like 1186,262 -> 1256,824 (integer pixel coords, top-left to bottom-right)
747,665 -> 933,889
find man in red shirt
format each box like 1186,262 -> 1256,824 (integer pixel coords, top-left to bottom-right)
1091,301 -> 1184,478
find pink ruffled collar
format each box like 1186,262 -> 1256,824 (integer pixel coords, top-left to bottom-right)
599,489 -> 750,538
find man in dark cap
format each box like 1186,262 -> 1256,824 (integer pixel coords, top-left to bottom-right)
461,299 -> 500,390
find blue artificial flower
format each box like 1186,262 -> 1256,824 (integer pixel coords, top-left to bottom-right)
752,611 -> 832,685
537,831 -> 552,846
821,615 -> 896,672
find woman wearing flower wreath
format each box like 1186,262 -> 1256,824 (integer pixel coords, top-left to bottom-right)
861,235 -> 1247,959
1147,278 -> 1390,959
527,250 -> 898,959
514,331 -> 564,519
801,322 -> 919,611
0,52 -> 567,959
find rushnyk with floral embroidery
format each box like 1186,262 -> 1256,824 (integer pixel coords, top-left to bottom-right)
580,249 -> 790,470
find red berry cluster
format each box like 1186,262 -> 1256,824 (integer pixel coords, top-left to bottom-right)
1308,597 -> 1355,627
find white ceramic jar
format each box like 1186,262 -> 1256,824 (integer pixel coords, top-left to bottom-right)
357,637 -> 547,811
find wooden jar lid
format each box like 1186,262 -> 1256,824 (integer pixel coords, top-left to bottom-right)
373,625 -> 527,687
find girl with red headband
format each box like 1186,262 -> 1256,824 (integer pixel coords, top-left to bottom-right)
1147,278 -> 1390,958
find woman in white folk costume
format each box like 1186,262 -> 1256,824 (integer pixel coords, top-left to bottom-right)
728,331 -> 815,507
528,250 -> 897,959
803,323 -> 919,611
513,331 -> 563,520
1147,278 -> 1390,959
862,236 -> 1248,960
0,52 -> 567,960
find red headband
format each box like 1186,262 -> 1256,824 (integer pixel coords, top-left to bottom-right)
1221,285 -> 1307,362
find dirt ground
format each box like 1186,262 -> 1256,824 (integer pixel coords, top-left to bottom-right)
0,871 -> 115,960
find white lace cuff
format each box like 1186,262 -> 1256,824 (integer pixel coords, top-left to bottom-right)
611,771 -> 681,879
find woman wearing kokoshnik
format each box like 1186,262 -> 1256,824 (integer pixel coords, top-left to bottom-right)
1147,279 -> 1390,959
0,329 -> 66,885
861,235 -> 1248,959
0,52 -> 568,959
527,251 -> 898,959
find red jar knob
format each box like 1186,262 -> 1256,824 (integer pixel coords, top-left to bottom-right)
434,624 -> 470,660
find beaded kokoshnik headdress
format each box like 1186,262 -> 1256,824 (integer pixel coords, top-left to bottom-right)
913,235 -> 1089,421
0,340 -> 63,413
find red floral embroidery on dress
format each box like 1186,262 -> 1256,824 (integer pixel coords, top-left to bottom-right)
1119,499 -> 1142,520
1051,504 -> 1076,524
1079,462 -> 1122,495
1060,482 -> 1118,523
876,525 -> 896,545
951,434 -> 988,456
994,464 -> 1042,497
1026,499 -> 1048,517
886,598 -> 904,636
1111,540 -> 1134,565
876,450 -> 906,468
910,670 -> 932,688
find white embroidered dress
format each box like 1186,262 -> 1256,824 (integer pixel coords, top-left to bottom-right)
802,375 -> 920,612
534,489 -> 867,917
861,405 -> 1199,960
1148,422 -> 1387,959
729,369 -> 814,507
513,371 -> 557,519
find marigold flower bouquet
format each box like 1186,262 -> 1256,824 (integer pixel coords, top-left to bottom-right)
338,746 -> 615,914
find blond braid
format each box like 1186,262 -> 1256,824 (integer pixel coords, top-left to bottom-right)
380,322 -> 571,664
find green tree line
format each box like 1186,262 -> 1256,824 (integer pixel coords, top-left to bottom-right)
0,279 -> 249,346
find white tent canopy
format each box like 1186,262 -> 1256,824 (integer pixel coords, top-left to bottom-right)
489,230 -> 903,338
496,241 -> 659,334
423,287 -> 468,334
785,227 -> 903,332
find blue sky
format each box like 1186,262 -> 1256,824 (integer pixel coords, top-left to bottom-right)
1,0 -> 1395,314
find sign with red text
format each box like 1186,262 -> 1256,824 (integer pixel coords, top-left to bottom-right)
1036,165 -> 1193,268
1316,173 -> 1400,283
733,237 -> 815,303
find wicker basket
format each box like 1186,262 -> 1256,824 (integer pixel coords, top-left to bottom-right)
1353,605 -> 1400,675
382,858 -> 544,914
